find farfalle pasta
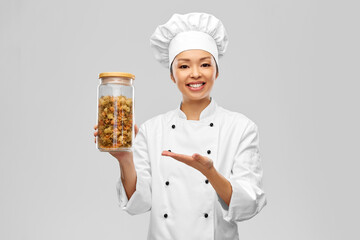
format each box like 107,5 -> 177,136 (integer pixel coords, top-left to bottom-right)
97,95 -> 133,150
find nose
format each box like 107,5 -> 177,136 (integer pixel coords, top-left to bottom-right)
190,66 -> 201,78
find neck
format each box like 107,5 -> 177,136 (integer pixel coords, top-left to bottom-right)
180,97 -> 211,120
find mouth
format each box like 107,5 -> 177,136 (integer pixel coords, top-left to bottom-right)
186,82 -> 206,90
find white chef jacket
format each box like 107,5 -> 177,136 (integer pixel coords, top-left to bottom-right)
116,97 -> 267,240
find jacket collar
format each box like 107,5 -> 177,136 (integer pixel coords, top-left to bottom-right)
177,97 -> 217,120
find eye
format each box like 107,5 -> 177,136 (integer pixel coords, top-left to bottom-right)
201,63 -> 211,67
179,65 -> 189,69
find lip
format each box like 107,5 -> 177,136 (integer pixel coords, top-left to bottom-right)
186,81 -> 205,85
186,82 -> 206,91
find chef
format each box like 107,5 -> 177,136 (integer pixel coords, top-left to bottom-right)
114,12 -> 267,240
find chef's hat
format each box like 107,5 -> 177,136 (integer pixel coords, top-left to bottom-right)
150,12 -> 229,68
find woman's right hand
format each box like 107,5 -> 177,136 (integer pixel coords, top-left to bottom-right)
93,124 -> 139,163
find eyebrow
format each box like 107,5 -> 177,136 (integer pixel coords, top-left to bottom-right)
177,56 -> 211,61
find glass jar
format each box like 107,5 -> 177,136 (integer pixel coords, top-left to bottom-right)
97,72 -> 135,152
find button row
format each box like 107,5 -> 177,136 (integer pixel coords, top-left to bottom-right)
163,213 -> 209,218
166,123 -> 211,219
171,123 -> 214,129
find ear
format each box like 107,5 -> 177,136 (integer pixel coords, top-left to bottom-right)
170,72 -> 176,83
215,71 -> 219,79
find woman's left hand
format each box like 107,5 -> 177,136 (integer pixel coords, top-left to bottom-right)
161,150 -> 214,175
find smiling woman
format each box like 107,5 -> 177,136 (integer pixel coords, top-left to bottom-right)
97,12 -> 267,240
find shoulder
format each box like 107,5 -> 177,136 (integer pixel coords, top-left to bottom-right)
216,106 -> 260,146
217,105 -> 257,130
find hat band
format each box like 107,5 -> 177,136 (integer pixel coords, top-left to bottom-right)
168,31 -> 219,68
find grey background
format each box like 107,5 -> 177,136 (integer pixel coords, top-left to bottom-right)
1,0 -> 359,239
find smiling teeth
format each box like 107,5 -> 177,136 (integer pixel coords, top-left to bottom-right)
189,83 -> 204,88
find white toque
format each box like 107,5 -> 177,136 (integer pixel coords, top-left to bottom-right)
150,12 -> 229,68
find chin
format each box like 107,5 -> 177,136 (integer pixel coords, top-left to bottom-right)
185,94 -> 210,101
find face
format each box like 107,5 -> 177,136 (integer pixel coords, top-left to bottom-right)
170,49 -> 219,102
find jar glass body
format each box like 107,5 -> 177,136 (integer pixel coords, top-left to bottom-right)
97,77 -> 134,152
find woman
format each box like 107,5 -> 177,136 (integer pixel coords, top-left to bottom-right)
94,12 -> 267,240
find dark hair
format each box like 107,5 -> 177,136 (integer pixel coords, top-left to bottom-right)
170,61 -> 219,77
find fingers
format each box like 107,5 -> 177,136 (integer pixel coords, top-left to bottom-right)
94,124 -> 98,130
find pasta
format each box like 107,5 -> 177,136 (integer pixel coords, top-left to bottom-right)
97,95 -> 133,150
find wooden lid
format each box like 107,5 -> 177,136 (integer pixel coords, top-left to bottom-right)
98,72 -> 135,80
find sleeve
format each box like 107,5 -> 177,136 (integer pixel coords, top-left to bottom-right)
116,123 -> 152,215
218,121 -> 267,222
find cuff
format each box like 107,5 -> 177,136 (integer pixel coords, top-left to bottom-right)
218,178 -> 267,222
115,175 -> 152,215
116,177 -> 129,209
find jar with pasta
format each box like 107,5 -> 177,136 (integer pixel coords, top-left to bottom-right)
97,72 -> 135,152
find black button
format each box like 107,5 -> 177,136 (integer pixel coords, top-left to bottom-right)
204,213 -> 209,218
210,123 -> 214,127
172,124 -> 175,129
207,150 -> 211,154
168,149 -> 171,152
165,181 -> 169,186
164,213 -> 168,218
205,179 -> 209,184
